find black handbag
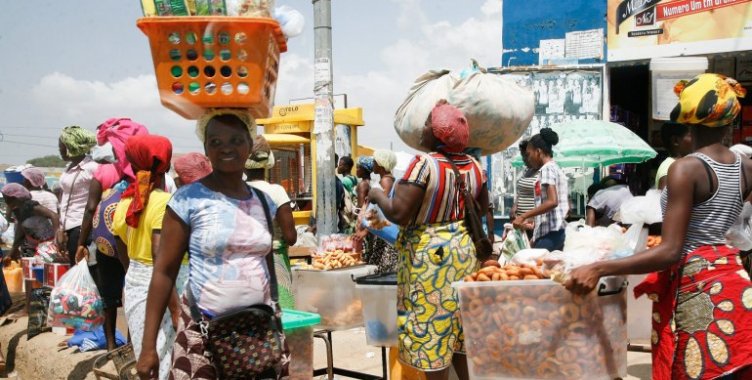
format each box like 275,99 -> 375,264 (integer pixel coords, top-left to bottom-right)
442,154 -> 494,262
186,187 -> 288,379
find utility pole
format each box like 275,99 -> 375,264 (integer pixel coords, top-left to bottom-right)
312,0 -> 337,236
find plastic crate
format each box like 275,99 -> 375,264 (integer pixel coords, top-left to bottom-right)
453,277 -> 628,380
292,265 -> 376,330
355,272 -> 397,347
136,17 -> 287,120
282,309 -> 321,380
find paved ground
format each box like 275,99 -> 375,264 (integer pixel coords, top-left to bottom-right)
0,313 -> 652,380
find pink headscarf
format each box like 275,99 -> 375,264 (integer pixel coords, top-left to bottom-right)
21,167 -> 46,188
431,101 -> 469,154
2,183 -> 31,200
173,153 -> 212,184
93,118 -> 149,189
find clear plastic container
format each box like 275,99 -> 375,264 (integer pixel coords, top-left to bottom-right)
282,309 -> 320,380
627,274 -> 652,344
452,277 -> 628,380
292,265 -> 376,330
355,272 -> 397,347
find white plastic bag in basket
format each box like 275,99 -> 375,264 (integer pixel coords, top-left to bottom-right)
726,203 -> 752,251
619,190 -> 663,226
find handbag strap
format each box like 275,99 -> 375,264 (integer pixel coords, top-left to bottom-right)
186,186 -> 279,322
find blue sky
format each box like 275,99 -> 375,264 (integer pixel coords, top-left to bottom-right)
0,0 -> 502,163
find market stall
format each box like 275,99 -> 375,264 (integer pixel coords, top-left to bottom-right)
257,103 -> 366,226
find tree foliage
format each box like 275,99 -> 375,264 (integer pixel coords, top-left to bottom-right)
26,155 -> 66,168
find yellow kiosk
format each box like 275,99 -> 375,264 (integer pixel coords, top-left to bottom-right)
257,103 -> 367,226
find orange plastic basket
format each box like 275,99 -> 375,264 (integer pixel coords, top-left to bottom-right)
137,17 -> 287,120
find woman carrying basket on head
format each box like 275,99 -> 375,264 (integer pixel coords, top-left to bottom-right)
136,111 -> 286,380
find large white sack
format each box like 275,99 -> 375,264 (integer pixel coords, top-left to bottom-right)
394,70 -> 459,152
448,71 -> 535,155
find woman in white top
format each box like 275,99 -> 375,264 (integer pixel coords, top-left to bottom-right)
56,126 -> 99,265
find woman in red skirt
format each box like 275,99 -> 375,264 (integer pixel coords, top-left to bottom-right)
567,73 -> 752,380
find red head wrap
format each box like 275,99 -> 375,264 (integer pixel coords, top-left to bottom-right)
122,135 -> 173,228
174,153 -> 212,184
431,101 -> 469,153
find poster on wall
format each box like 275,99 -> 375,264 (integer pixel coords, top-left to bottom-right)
608,0 -> 752,61
490,70 -> 603,217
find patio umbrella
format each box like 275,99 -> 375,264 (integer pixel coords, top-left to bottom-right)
511,120 -> 657,168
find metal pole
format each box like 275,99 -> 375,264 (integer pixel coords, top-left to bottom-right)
313,0 -> 337,236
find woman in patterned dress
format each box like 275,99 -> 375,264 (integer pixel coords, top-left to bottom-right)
567,74 -> 752,379
369,100 -> 488,380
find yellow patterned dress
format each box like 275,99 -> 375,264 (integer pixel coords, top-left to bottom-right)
396,152 -> 484,370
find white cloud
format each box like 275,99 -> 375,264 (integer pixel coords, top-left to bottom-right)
21,1 -> 503,160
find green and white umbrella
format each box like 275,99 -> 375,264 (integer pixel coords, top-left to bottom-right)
512,120 -> 657,168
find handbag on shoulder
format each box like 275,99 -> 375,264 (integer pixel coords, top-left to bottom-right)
186,188 -> 289,379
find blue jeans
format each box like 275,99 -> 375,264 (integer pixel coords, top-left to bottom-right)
533,229 -> 566,251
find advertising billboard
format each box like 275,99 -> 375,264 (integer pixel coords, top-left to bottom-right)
608,0 -> 752,61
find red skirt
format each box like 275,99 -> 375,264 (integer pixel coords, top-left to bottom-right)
635,245 -> 752,380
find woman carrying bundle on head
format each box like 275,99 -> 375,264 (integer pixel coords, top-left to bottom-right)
368,100 -> 488,380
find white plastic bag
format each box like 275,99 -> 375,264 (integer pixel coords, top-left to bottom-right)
394,70 -> 458,152
563,222 -> 627,261
499,224 -> 531,262
619,190 -> 663,226
274,5 -> 305,38
726,203 -> 752,251
362,203 -> 400,245
510,248 -> 549,266
47,260 -> 105,331
448,70 -> 534,155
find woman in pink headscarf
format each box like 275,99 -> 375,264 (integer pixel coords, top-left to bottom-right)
172,152 -> 212,187
368,100 -> 488,380
75,118 -> 149,351
21,167 -> 58,213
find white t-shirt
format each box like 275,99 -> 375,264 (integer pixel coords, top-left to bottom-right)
31,190 -> 59,213
248,181 -> 291,208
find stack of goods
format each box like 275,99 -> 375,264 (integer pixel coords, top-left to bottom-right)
463,260 -> 549,282
646,235 -> 662,249
141,0 -> 275,17
47,261 -> 105,331
299,234 -> 363,270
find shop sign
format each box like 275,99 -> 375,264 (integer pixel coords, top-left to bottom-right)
608,0 -> 752,61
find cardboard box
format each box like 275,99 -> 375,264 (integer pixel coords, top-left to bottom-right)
44,263 -> 70,288
21,257 -> 35,280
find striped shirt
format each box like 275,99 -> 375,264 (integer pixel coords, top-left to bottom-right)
515,171 -> 538,216
661,152 -> 744,256
533,161 -> 569,241
400,153 -> 485,226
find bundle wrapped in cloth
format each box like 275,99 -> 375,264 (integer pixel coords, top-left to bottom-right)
394,61 -> 535,155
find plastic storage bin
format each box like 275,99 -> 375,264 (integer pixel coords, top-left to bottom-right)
453,277 -> 628,380
282,309 -> 320,380
627,274 -> 652,344
355,272 -> 397,347
137,17 -> 287,120
292,265 -> 376,330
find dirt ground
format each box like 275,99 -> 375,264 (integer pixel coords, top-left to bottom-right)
0,301 -> 652,380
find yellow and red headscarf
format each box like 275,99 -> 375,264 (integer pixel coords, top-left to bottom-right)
670,73 -> 746,128
122,135 -> 173,228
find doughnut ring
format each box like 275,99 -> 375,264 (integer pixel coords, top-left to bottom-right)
560,304 -> 580,323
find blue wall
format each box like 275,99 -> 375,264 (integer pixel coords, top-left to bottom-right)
502,0 -> 607,67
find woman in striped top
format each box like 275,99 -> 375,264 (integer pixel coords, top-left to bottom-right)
369,100 -> 487,380
510,139 -> 538,236
566,74 -> 752,379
